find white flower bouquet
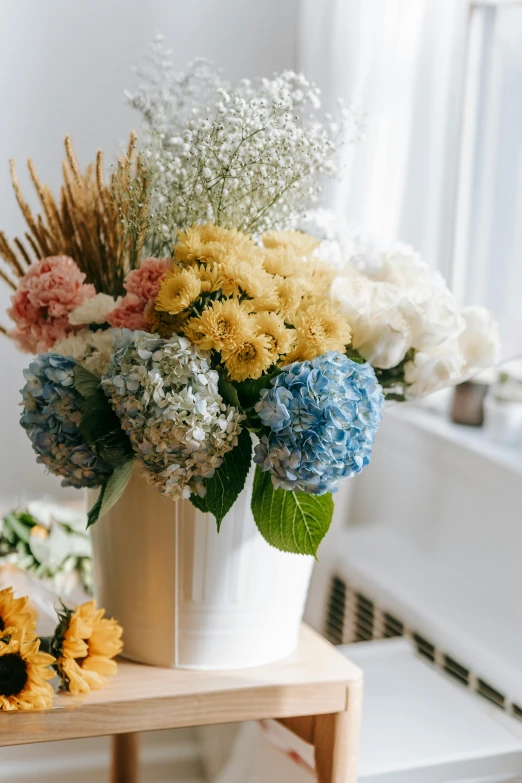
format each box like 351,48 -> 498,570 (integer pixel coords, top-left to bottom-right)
0,39 -> 499,557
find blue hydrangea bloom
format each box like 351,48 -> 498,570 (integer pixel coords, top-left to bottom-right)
254,352 -> 384,495
20,354 -> 112,489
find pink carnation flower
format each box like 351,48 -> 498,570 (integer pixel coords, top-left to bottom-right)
7,256 -> 96,353
124,258 -> 169,303
106,294 -> 148,331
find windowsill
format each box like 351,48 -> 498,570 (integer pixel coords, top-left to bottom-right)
387,400 -> 522,476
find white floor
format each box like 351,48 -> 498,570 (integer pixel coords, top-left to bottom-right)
0,728 -> 205,783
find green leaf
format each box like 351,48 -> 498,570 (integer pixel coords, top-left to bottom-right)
87,460 -> 134,527
217,376 -> 241,409
3,513 -> 31,544
251,467 -> 334,557
79,390 -> 134,467
233,370 -> 280,409
189,427 -> 252,530
73,366 -> 101,398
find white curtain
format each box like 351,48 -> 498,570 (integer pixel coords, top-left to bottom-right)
298,0 -> 469,278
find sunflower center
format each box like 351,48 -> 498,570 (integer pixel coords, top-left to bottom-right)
0,653 -> 28,697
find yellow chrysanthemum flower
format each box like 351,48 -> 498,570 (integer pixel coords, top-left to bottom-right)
175,224 -> 258,265
289,303 -> 352,361
222,334 -> 274,381
254,312 -> 295,359
185,299 -> 253,352
262,229 -> 319,259
275,277 -> 307,319
302,260 -> 337,294
0,587 -> 36,635
220,259 -> 272,299
53,601 -> 123,696
0,628 -> 54,711
195,263 -> 224,294
155,268 -> 202,315
146,305 -> 188,338
261,247 -> 302,278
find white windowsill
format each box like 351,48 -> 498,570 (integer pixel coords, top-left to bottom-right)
387,401 -> 522,476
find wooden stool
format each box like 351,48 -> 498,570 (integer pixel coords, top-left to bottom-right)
1,625 -> 363,783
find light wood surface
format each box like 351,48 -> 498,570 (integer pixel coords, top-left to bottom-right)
0,625 -> 362,748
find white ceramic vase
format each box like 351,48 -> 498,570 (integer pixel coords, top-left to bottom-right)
89,468 -> 314,670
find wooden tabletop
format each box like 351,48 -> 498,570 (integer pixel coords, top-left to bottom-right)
1,625 -> 362,746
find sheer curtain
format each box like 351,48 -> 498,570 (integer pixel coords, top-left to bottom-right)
298,0 -> 469,280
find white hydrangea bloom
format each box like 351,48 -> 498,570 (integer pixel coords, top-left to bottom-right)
54,328 -> 120,377
101,330 -> 244,501
68,293 -> 121,325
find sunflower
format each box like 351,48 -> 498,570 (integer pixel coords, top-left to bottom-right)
52,601 -> 123,696
185,299 -> 254,352
254,312 -> 295,360
0,628 -> 54,711
289,303 -> 352,361
155,268 -> 202,315
0,587 -> 36,635
222,333 -> 274,381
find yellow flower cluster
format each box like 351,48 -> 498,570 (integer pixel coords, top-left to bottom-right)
54,600 -> 123,696
0,587 -> 54,711
0,587 -> 123,710
152,224 -> 352,381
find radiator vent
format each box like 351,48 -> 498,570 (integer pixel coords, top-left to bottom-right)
324,575 -> 346,645
325,574 -> 519,722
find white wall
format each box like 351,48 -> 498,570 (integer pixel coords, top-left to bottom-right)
0,0 -> 300,502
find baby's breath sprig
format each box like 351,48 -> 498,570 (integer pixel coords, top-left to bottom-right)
126,38 -> 361,244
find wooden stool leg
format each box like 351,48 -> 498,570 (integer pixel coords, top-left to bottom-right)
314,682 -> 363,783
111,732 -> 140,783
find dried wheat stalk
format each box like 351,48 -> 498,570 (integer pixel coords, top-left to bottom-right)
0,133 -> 150,298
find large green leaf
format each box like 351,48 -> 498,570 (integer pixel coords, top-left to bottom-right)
190,427 -> 252,530
73,365 -> 102,398
79,390 -> 134,468
87,459 -> 134,527
251,467 -> 333,557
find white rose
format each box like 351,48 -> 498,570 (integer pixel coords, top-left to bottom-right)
332,273 -> 414,369
376,242 -> 435,289
458,306 -> 500,374
404,342 -> 465,397
409,285 -> 464,351
69,293 -> 121,325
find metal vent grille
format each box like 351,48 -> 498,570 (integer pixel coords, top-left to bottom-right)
325,574 -> 519,722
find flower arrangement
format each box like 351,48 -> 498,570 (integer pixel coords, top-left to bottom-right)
0,586 -> 121,709
1,501 -> 92,595
0,40 -> 499,556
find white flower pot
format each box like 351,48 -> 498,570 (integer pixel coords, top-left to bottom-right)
88,469 -> 314,670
